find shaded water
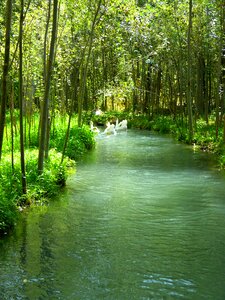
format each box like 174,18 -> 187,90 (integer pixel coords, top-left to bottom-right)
1,130 -> 225,299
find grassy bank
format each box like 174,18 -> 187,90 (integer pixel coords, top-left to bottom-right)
0,149 -> 75,235
0,118 -> 95,236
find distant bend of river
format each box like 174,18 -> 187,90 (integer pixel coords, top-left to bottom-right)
1,129 -> 225,300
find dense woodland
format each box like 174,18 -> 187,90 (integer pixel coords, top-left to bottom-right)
1,0 -> 225,234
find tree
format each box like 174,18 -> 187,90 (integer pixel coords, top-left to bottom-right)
77,0 -> 103,126
187,0 -> 193,142
38,0 -> 58,174
18,0 -> 27,194
0,0 -> 12,159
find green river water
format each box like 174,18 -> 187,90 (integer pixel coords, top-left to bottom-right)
1,130 -> 225,299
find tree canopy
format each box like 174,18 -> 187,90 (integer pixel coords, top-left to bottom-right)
0,0 -> 225,157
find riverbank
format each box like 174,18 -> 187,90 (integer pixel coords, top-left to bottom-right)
89,111 -> 225,169
130,114 -> 225,169
2,111 -> 224,236
0,123 -> 95,236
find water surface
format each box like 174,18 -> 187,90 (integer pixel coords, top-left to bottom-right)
1,130 -> 225,299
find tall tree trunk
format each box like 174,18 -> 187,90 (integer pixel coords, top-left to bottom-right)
19,0 -> 27,194
215,52 -> 221,140
132,62 -> 138,114
77,0 -> 102,126
43,0 -> 51,83
221,2 -> 225,143
9,0 -> 31,71
61,102 -> 73,164
9,83 -> 14,172
216,2 -> 224,140
38,0 -> 58,174
0,0 -> 12,159
196,54 -> 205,117
43,0 -> 52,160
155,65 -> 162,115
187,0 -> 193,143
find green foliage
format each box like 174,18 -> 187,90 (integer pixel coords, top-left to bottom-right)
89,113 -> 109,126
49,124 -> 96,160
26,149 -> 75,200
193,119 -> 219,151
130,115 -> 153,130
89,111 -> 131,128
0,191 -> 18,235
218,152 -> 225,169
152,116 -> 172,134
0,149 -> 75,235
130,115 -> 176,133
65,126 -> 95,160
3,113 -> 95,162
0,112 -> 94,235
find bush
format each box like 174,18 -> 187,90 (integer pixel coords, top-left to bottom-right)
129,115 -> 152,130
65,126 -> 96,160
26,149 -> 75,199
152,116 -> 172,133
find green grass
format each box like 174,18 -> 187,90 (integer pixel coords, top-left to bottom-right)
0,112 -> 96,236
0,149 -> 76,235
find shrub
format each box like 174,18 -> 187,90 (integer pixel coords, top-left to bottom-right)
65,126 -> 95,160
25,149 -> 75,200
152,116 -> 173,133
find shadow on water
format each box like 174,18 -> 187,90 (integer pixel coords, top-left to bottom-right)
1,130 -> 225,299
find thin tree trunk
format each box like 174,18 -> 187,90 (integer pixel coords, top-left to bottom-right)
221,2 -> 225,143
42,0 -> 51,160
38,0 -> 58,174
43,0 -> 51,83
215,53 -> 221,140
155,65 -> 162,114
216,2 -> 224,140
0,0 -> 12,159
8,0 -> 32,71
77,0 -> 102,126
9,84 -> 14,172
60,114 -> 72,164
19,0 -> 27,194
187,0 -> 193,143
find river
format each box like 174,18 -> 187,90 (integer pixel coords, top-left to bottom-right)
1,130 -> 225,299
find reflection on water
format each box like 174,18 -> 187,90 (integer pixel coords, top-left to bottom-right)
1,130 -> 225,299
